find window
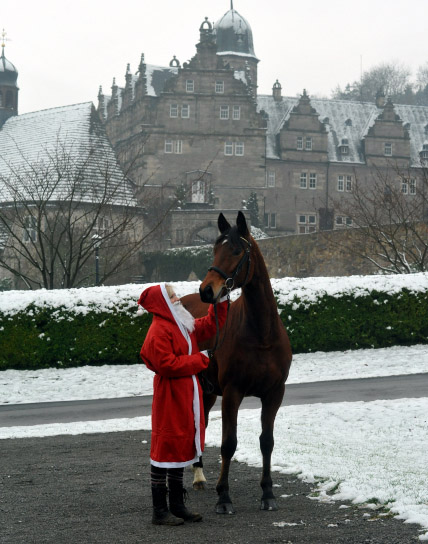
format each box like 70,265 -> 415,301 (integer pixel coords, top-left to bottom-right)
264,213 -> 277,228
224,141 -> 233,156
384,143 -> 392,156
181,104 -> 190,118
402,178 -> 417,195
170,104 -> 178,118
215,81 -> 224,93
23,216 -> 37,243
96,217 -> 110,236
224,142 -> 244,156
174,140 -> 182,154
297,137 -> 303,150
220,105 -> 229,119
309,173 -> 317,189
165,140 -> 182,154
338,175 -> 352,192
232,106 -> 241,120
335,216 -> 353,228
267,171 -> 276,187
235,142 -> 244,156
298,214 -> 316,234
300,173 -> 307,189
186,80 -> 194,93
305,137 -> 312,151
421,144 -> 428,160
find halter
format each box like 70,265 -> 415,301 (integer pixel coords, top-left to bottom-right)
208,236 -> 252,295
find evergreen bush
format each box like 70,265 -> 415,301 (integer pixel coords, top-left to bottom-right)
0,282 -> 427,370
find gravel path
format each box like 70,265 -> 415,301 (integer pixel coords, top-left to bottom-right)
0,431 -> 421,543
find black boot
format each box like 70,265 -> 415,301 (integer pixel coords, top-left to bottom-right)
151,486 -> 184,526
168,482 -> 203,523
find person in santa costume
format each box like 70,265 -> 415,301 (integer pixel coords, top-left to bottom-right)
138,283 -> 228,525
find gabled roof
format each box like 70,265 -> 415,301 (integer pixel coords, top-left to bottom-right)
257,95 -> 428,166
0,102 -> 137,206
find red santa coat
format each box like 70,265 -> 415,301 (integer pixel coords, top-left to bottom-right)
139,283 -> 227,468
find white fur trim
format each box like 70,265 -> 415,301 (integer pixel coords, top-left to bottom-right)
150,456 -> 200,469
159,283 -> 202,462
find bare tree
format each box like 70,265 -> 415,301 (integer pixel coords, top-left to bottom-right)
333,61 -> 413,104
0,138 -> 172,289
329,165 -> 428,274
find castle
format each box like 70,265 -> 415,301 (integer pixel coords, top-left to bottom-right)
96,4 -> 428,249
2,5 -> 428,257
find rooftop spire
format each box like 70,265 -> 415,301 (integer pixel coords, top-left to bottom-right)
231,1 -> 234,9
1,28 -> 8,58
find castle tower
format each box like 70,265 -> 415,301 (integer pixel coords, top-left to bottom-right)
0,30 -> 19,127
214,2 -> 258,95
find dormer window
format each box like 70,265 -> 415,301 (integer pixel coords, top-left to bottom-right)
384,143 -> 392,156
339,138 -> 349,154
420,143 -> 428,160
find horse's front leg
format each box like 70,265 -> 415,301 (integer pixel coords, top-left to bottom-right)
216,387 -> 243,514
192,392 -> 217,490
259,384 -> 285,511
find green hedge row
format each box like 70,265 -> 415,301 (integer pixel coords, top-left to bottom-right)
0,289 -> 427,370
278,289 -> 428,353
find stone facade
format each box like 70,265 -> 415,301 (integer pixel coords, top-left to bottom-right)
97,5 -> 428,253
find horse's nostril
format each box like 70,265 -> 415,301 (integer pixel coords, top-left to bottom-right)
199,285 -> 214,303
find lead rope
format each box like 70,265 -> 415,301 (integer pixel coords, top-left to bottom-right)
199,289 -> 231,395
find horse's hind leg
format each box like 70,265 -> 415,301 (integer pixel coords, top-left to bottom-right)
259,384 -> 285,511
192,392 -> 217,491
216,387 -> 243,514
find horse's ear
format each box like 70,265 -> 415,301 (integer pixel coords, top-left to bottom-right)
218,213 -> 231,234
237,211 -> 249,236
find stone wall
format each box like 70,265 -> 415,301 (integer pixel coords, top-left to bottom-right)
257,229 -> 378,278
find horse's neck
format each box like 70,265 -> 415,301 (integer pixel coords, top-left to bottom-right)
242,245 -> 279,332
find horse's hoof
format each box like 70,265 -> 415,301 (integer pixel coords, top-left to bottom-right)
260,498 -> 278,511
193,481 -> 206,491
216,502 -> 236,515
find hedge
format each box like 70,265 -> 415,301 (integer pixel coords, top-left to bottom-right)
0,276 -> 427,370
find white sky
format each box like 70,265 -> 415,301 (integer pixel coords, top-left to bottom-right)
2,0 -> 428,115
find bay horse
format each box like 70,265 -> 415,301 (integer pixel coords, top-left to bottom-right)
182,211 -> 292,514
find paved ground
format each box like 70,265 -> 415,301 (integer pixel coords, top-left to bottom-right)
0,430 -> 422,543
2,373 -> 428,427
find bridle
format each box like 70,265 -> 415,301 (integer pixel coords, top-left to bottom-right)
208,235 -> 252,297
204,235 -> 252,365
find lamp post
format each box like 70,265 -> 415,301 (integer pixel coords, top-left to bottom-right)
92,234 -> 101,286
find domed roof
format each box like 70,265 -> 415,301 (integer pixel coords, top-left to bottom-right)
214,7 -> 256,57
0,44 -> 18,86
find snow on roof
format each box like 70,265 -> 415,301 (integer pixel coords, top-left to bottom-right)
144,64 -> 178,96
257,95 -> 428,165
0,103 -> 137,207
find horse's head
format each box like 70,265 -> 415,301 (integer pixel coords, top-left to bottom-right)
199,211 -> 253,303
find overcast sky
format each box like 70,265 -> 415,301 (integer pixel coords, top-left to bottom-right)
3,0 -> 428,115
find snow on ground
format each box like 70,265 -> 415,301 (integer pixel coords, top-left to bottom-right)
1,344 -> 427,405
1,344 -> 428,539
